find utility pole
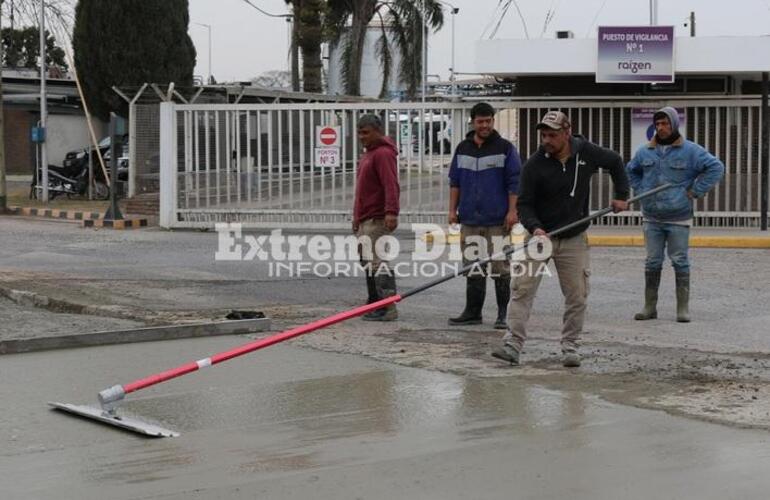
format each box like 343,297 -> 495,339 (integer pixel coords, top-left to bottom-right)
450,6 -> 458,98
39,0 -> 48,202
649,0 -> 658,25
0,0 -> 7,214
290,17 -> 300,92
420,0 -> 426,172
194,23 -> 212,84
762,72 -> 769,231
421,0 -> 427,104
689,12 -> 695,37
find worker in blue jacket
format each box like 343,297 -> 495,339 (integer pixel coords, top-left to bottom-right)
627,106 -> 724,323
448,102 -> 521,330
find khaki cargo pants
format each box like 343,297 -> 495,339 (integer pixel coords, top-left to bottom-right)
460,224 -> 511,277
357,218 -> 393,273
503,232 -> 591,353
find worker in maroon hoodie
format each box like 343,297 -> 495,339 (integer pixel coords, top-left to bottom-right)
352,114 -> 400,321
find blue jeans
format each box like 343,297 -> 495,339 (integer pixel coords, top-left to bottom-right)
643,222 -> 690,274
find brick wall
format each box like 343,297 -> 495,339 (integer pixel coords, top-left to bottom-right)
3,108 -> 34,176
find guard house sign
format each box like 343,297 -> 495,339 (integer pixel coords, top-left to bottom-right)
596,26 -> 675,84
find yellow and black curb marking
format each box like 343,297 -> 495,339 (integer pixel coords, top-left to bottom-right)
424,231 -> 770,249
82,219 -> 148,230
10,206 -> 103,221
8,206 -> 148,230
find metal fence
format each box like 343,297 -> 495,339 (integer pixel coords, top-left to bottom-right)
158,97 -> 766,229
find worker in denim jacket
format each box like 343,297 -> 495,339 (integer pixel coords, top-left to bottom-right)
626,107 -> 725,323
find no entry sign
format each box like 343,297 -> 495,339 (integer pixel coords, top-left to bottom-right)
316,126 -> 340,147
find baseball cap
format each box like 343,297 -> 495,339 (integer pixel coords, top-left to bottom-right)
536,111 -> 571,131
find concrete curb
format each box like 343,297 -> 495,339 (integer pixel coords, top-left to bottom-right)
424,232 -> 770,249
83,218 -> 148,229
0,285 -> 135,320
9,206 -> 104,221
590,235 -> 770,248
6,206 -> 149,229
0,318 -> 272,354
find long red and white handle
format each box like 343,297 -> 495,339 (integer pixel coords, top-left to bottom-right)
98,296 -> 401,408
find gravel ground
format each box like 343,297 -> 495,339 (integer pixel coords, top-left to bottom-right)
0,297 -> 143,341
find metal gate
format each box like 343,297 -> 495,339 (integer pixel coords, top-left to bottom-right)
159,97 -> 766,229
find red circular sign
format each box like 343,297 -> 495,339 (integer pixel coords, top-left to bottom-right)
320,127 -> 337,146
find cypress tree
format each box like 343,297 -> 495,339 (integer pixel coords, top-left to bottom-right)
73,0 -> 197,119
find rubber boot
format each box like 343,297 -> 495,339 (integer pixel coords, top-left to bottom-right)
675,272 -> 690,323
448,277 -> 486,325
365,275 -> 378,304
363,273 -> 398,321
634,270 -> 661,320
493,276 -> 510,330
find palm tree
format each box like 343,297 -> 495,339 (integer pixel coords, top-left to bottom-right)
327,0 -> 444,98
285,0 -> 324,93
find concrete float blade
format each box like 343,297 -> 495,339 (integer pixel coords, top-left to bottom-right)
48,402 -> 179,438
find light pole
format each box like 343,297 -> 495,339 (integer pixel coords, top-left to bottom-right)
195,23 -> 212,84
649,0 -> 658,25
438,1 -> 459,97
40,0 -> 48,202
421,0 -> 426,104
0,0 -> 6,213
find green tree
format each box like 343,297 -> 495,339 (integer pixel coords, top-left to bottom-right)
1,26 -> 68,71
327,0 -> 443,98
72,0 -> 197,119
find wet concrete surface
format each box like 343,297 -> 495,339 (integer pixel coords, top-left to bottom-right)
2,218 -> 770,497
2,337 -> 770,500
1,217 -> 770,428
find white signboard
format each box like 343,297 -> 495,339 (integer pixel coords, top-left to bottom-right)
315,146 -> 340,168
316,126 -> 341,147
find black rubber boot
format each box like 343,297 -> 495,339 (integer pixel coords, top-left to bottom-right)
363,273 -> 398,321
493,276 -> 510,330
634,270 -> 661,320
448,277 -> 486,325
675,272 -> 690,323
365,275 -> 378,304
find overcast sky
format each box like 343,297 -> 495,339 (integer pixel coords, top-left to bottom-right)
188,0 -> 770,83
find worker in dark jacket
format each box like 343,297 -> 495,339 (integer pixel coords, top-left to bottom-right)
448,102 -> 521,330
492,111 -> 630,368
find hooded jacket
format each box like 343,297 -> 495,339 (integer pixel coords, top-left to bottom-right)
448,130 -> 521,226
627,107 -> 725,222
353,137 -> 400,224
517,135 -> 630,238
